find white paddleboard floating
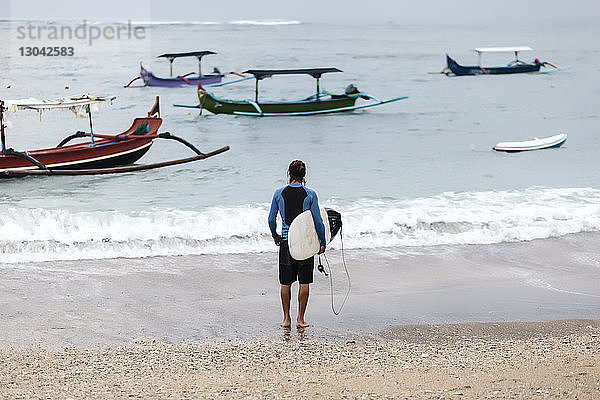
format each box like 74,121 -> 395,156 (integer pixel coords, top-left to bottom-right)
493,133 -> 567,152
288,207 -> 342,261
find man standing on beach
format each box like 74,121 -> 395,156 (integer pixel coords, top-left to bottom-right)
268,160 -> 326,328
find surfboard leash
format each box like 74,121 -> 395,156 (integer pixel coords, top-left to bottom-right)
318,229 -> 351,316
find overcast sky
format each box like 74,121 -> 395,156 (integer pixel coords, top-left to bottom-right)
2,0 -> 600,23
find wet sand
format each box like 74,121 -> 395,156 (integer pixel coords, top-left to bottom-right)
1,232 -> 599,347
0,233 -> 599,397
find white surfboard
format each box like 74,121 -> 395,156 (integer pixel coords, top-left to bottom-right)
288,207 -> 331,261
492,133 -> 567,152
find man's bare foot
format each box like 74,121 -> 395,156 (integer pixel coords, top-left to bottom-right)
296,320 -> 310,328
280,318 -> 291,328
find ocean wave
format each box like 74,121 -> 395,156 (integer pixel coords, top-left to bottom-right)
128,20 -> 302,26
338,187 -> 600,248
130,20 -> 222,26
25,20 -> 304,27
228,20 -> 302,26
1,187 -> 600,263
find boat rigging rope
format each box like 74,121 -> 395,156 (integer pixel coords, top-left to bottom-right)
318,229 -> 351,316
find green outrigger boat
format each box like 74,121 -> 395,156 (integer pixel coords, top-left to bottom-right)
175,68 -> 408,117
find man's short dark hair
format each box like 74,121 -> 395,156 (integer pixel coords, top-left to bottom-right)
288,160 -> 306,184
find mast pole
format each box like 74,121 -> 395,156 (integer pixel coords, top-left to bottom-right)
197,56 -> 203,78
478,52 -> 482,66
169,57 -> 174,77
87,104 -> 95,146
255,79 -> 259,102
0,101 -> 6,154
316,77 -> 320,99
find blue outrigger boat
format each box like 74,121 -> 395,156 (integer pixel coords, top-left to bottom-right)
444,47 -> 558,76
124,51 -> 251,88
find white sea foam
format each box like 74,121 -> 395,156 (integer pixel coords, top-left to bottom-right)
128,20 -> 302,26
228,20 -> 302,26
130,21 -> 222,26
337,187 -> 600,249
1,187 -> 600,263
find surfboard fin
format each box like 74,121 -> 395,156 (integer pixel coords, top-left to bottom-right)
326,208 -> 342,240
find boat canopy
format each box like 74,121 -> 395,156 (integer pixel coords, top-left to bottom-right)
471,47 -> 534,66
241,68 -> 343,102
3,95 -> 115,111
157,51 -> 217,77
0,95 -> 115,154
473,46 -> 533,53
243,68 -> 342,80
158,51 -> 216,59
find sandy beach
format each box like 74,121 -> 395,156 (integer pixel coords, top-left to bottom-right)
0,233 -> 599,398
0,320 -> 598,399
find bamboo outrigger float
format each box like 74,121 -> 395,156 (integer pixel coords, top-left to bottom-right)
444,47 -> 559,76
0,96 -> 229,178
175,68 -> 408,116
124,51 -> 251,88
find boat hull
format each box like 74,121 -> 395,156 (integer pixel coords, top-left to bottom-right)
198,91 -> 358,115
0,117 -> 161,172
446,55 -> 542,76
144,71 -> 223,87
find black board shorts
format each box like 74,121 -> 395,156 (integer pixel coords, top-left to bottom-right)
279,240 -> 314,285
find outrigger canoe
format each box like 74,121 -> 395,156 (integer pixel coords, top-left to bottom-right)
493,133 -> 567,152
124,51 -> 251,88
0,95 -> 229,177
444,47 -> 558,76
175,68 -> 408,116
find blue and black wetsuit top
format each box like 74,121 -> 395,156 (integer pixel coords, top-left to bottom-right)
268,184 -> 326,246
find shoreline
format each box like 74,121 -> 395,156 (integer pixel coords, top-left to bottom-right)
1,319 -> 598,399
1,231 -> 600,348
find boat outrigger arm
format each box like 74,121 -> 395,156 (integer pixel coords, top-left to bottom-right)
0,96 -> 229,177
230,93 -> 408,117
174,67 -> 408,116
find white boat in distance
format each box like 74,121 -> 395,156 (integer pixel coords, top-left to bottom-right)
493,133 -> 567,152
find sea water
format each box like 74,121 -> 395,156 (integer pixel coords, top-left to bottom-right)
1,20 -> 600,265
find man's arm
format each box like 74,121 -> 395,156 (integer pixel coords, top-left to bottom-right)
268,191 -> 281,245
308,191 -> 327,250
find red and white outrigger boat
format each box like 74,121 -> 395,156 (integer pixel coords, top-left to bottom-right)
0,95 -> 229,177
